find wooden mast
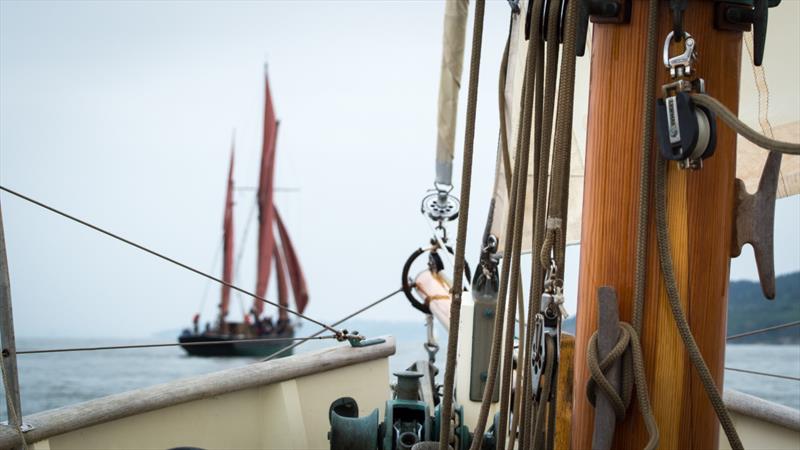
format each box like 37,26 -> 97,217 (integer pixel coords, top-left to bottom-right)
572,2 -> 742,449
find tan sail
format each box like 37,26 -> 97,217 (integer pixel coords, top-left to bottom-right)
434,0 -> 469,187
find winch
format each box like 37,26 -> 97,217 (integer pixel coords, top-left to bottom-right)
328,368 -> 471,450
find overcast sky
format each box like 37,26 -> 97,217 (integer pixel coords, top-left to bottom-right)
1,1 -> 798,339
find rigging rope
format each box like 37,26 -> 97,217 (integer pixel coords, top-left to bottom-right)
232,199 -> 259,319
690,94 -> 800,155
654,157 -> 744,450
15,335 -> 338,355
727,321 -> 800,340
584,1 -> 660,449
0,186 -> 339,335
469,13 -> 531,448
262,287 -> 403,362
519,2 -> 560,449
197,235 -> 223,319
725,367 -> 800,382
439,1 -> 485,448
496,5 -> 539,447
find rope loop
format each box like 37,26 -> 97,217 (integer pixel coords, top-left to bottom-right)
539,218 -> 563,269
586,322 -> 633,420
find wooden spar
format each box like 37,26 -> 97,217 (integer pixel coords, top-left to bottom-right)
0,203 -> 23,431
572,2 -> 742,450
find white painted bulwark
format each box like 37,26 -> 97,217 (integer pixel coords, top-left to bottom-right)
0,337 -> 394,450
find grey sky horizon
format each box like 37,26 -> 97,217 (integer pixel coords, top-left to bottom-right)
1,1 -> 798,339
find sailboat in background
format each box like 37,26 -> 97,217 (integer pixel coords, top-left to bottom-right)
178,70 -> 309,357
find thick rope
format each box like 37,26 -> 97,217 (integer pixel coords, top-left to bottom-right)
495,21 -> 531,449
584,1 -> 660,448
654,157 -> 744,450
527,4 -> 581,449
438,1 -> 485,447
495,3 -> 544,446
468,15 -> 530,449
539,0 -> 578,277
521,1 -> 559,446
691,94 -> 800,155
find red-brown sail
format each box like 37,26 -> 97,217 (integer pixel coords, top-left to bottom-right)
254,71 -> 278,316
273,245 -> 289,321
275,207 -> 309,314
219,145 -> 235,320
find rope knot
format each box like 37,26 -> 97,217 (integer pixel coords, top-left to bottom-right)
586,322 -> 636,421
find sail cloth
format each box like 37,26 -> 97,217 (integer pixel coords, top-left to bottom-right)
736,31 -> 800,198
488,20 -> 799,252
275,208 -> 309,314
220,146 -> 236,318
254,72 -> 279,316
273,244 -> 289,321
435,0 -> 469,187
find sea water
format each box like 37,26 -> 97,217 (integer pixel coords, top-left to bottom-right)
1,320 -> 798,421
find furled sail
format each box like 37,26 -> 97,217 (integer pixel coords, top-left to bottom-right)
489,15 -> 799,251
435,0 -> 469,188
275,208 -> 309,314
254,71 -> 279,315
219,146 -> 235,320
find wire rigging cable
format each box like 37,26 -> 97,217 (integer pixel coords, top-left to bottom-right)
725,367 -> 800,382
15,335 -> 337,355
0,185 -> 338,335
262,287 -> 403,362
727,321 -> 800,341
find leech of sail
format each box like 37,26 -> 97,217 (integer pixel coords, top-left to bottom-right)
0,185 -> 337,334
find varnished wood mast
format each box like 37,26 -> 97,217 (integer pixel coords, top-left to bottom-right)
572,2 -> 742,450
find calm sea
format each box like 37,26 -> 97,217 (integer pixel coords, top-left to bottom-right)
1,320 -> 798,421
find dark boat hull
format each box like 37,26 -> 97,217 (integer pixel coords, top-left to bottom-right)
178,330 -> 295,357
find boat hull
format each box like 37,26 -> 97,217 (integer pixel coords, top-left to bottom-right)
178,330 -> 295,357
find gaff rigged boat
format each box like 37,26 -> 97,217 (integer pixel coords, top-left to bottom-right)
0,1 -> 799,449
178,69 -> 309,358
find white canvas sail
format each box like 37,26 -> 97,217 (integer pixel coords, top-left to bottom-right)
489,4 -> 799,251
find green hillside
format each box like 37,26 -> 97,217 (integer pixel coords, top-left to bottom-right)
562,271 -> 800,344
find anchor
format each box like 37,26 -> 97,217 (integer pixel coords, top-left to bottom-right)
731,150 -> 781,299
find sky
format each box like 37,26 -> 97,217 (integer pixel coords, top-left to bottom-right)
0,1 -> 798,339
